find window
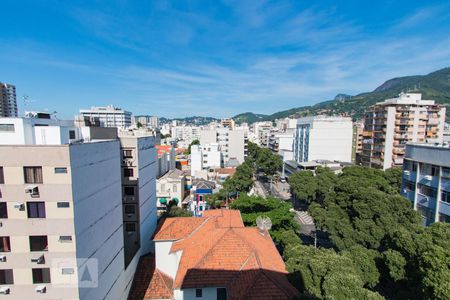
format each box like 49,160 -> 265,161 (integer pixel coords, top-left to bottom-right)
173,184 -> 177,193
24,167 -> 43,184
32,268 -> 51,283
442,190 -> 450,204
442,167 -> 450,178
124,186 -> 135,196
217,288 -> 227,300
69,130 -> 76,139
403,180 -> 415,191
61,268 -> 74,275
0,237 -> 11,252
125,204 -> 136,214
0,203 -> 7,219
54,167 -> 67,174
0,270 -> 14,285
418,184 -> 437,198
123,150 -> 133,158
196,288 -> 202,298
0,124 -> 15,132
0,167 -> 4,184
439,213 -> 450,223
29,236 -> 48,252
123,168 -> 134,177
125,222 -> 136,233
57,202 -> 70,208
27,202 -> 46,218
59,236 -> 72,242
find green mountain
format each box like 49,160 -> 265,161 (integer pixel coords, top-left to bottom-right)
233,67 -> 450,123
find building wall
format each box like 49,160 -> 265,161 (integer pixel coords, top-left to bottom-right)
155,241 -> 179,279
69,141 -> 126,300
0,83 -> 18,117
175,287 -> 223,300
0,145 -> 79,299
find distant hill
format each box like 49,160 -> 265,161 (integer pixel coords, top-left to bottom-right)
232,67 -> 450,123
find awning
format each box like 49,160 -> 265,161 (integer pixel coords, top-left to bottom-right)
160,198 -> 167,204
171,198 -> 179,205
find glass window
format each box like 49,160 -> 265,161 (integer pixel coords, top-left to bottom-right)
217,288 -> 227,300
29,236 -> 48,252
173,184 -> 177,193
69,130 -> 76,139
125,204 -> 135,214
0,203 -> 7,219
59,236 -> 72,242
0,270 -> 14,285
439,213 -> 450,223
54,167 -> 67,174
27,202 -> 46,218
196,289 -> 202,298
403,180 -> 415,191
61,268 -> 74,275
32,268 -> 51,284
124,186 -> 135,196
23,167 -> 43,183
125,222 -> 136,232
57,202 -> 70,208
418,184 -> 437,198
0,124 -> 15,132
0,167 -> 4,184
442,167 -> 450,178
123,168 -> 134,177
442,190 -> 450,204
123,150 -> 133,158
0,237 -> 11,252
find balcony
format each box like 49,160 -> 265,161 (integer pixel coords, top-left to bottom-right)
402,170 -> 417,182
417,193 -> 436,210
439,201 -> 450,217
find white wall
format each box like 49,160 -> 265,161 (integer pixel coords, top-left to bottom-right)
175,287 -> 222,300
155,241 -> 180,279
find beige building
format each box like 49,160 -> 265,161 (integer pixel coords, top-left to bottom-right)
361,93 -> 446,170
156,169 -> 186,209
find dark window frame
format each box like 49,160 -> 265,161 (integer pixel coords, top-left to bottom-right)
123,168 -> 134,177
57,202 -> 70,208
0,269 -> 14,285
32,268 -> 51,284
0,237 -> 11,252
124,186 -> 135,196
0,203 -> 7,219
0,167 -> 4,184
27,202 -> 46,218
54,167 -> 68,174
196,288 -> 202,298
23,166 -> 43,184
29,236 -> 48,252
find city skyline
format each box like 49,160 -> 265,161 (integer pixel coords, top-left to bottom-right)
1,0 -> 450,118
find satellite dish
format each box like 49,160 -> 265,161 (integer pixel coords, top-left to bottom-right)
256,216 -> 272,235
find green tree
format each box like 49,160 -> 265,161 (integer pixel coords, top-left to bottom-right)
384,167 -> 402,192
223,161 -> 254,193
288,171 -> 317,204
255,148 -> 282,176
185,139 -> 200,155
284,244 -> 383,300
162,206 -> 192,217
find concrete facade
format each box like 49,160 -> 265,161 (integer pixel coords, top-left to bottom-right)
293,116 -> 353,163
0,83 -> 17,117
79,106 -> 132,128
401,143 -> 450,226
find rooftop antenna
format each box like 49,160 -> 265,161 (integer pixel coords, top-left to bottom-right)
256,216 -> 272,235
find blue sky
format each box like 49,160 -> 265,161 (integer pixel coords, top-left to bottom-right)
1,0 -> 450,118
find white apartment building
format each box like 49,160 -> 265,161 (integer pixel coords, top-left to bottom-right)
156,169 -> 186,209
294,116 -> 353,163
0,82 -> 18,117
190,144 -> 221,178
134,115 -> 159,128
275,118 -> 297,131
0,116 -> 157,299
170,126 -> 201,145
362,93 -> 446,170
79,105 -> 132,128
269,130 -> 295,162
200,128 -> 246,165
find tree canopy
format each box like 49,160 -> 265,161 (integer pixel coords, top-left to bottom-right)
185,139 -> 200,154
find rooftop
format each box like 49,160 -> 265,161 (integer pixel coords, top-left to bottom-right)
135,210 -> 299,299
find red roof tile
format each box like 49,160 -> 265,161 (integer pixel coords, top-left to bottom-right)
153,217 -> 207,241
153,209 -> 299,299
128,255 -> 173,300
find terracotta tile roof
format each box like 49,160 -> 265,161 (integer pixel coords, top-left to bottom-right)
152,209 -> 299,299
153,217 -> 207,241
128,255 -> 173,300
203,209 -> 244,228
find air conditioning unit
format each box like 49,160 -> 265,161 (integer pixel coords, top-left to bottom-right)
0,255 -> 6,262
14,202 -> 24,210
35,285 -> 46,293
31,255 -> 45,264
124,196 -> 135,202
424,175 -> 433,181
403,170 -> 410,175
25,186 -> 39,196
0,287 -> 10,295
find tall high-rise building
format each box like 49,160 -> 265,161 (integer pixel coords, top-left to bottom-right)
293,116 -> 353,163
0,83 -> 18,117
79,105 -> 132,128
0,115 -> 157,299
361,93 -> 446,170
401,143 -> 450,226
